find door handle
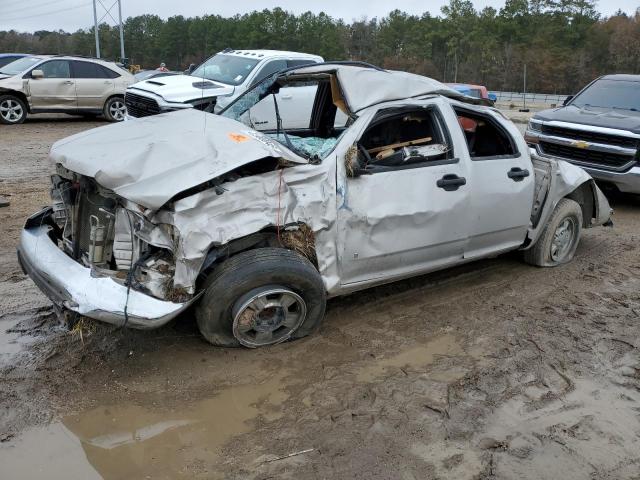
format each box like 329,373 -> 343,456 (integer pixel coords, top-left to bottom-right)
507,167 -> 530,181
104,80 -> 112,84
281,94 -> 293,99
437,174 -> 466,191
62,80 -> 73,85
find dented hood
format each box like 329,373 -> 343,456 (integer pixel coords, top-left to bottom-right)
50,109 -> 306,209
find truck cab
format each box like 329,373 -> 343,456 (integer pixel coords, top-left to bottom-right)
124,49 -> 323,118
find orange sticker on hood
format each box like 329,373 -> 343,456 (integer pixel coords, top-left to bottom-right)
228,133 -> 250,143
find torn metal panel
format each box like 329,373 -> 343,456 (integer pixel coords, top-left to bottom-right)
290,65 -> 464,112
154,160 -> 340,294
49,109 -> 306,210
525,151 -> 612,246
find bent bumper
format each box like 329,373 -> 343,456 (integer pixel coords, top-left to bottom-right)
527,140 -> 640,194
17,224 -> 192,329
579,165 -> 640,194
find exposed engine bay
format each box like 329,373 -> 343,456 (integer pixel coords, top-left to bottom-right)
50,166 -> 183,302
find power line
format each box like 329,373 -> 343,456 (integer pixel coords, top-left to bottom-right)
0,0 -> 71,16
3,1 -> 92,22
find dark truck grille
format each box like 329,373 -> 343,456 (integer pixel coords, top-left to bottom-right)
125,92 -> 161,117
541,125 -> 638,148
540,141 -> 635,171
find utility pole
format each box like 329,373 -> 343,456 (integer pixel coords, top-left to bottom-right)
92,0 -> 100,58
117,0 -> 125,61
92,0 -> 125,62
520,63 -> 529,112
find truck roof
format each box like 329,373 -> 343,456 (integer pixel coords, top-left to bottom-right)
600,74 -> 640,82
220,49 -> 322,60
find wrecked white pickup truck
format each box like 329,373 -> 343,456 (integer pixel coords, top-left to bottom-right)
18,63 -> 612,348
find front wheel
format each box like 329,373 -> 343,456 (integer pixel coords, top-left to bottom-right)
195,248 -> 326,348
524,198 -> 583,267
0,95 -> 27,125
103,96 -> 126,122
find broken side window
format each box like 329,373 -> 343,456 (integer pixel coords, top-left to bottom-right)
453,107 -> 518,159
354,106 -> 454,171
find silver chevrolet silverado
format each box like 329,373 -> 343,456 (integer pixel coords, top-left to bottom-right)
18,63 -> 612,348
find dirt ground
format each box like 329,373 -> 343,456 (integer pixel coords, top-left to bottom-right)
1,115 -> 640,480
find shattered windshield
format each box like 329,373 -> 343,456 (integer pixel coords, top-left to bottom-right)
220,76 -> 276,121
220,74 -> 344,161
191,54 -> 259,86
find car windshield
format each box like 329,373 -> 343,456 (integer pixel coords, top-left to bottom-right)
220,75 -> 344,161
191,54 -> 260,86
571,79 -> 640,111
0,56 -> 43,75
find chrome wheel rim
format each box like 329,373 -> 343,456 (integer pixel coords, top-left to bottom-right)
0,99 -> 23,123
109,100 -> 126,121
551,217 -> 576,262
232,287 -> 307,348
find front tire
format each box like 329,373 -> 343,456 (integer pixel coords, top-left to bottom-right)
524,198 -> 582,267
0,95 -> 27,125
103,96 -> 126,122
195,248 -> 326,348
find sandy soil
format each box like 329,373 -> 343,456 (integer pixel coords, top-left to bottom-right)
1,115 -> 640,479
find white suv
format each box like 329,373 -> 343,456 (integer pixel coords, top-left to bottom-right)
124,49 -> 323,118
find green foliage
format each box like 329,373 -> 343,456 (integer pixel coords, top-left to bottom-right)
1,0 -> 637,93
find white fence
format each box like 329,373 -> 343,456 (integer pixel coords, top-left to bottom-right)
492,91 -> 569,106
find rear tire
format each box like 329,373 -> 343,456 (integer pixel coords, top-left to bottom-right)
195,248 -> 326,348
0,94 -> 27,125
103,96 -> 126,122
524,198 -> 582,267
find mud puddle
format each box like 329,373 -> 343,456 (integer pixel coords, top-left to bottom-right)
481,377 -> 640,479
0,373 -> 290,479
356,333 -> 464,382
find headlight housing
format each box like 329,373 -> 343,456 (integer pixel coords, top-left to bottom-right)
528,119 -> 542,132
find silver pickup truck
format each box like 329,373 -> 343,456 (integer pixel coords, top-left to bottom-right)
18,63 -> 612,348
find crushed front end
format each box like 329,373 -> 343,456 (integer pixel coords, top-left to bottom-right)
17,167 -> 194,328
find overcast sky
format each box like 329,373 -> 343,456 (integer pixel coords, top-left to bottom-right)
1,0 -> 637,32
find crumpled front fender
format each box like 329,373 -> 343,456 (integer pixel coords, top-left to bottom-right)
525,154 -> 612,248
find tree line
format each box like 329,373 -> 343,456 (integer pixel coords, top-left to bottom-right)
1,0 -> 639,94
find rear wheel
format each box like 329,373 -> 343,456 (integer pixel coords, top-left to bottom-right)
103,96 -> 126,122
0,95 -> 27,125
195,248 -> 326,348
524,198 -> 582,267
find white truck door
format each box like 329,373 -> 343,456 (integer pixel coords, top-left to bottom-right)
336,102 -> 471,286
452,106 -> 535,259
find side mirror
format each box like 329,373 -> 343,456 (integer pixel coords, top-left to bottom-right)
563,95 -> 573,106
187,64 -> 196,74
31,69 -> 44,79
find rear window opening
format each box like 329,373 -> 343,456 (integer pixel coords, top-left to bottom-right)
355,107 -> 453,170
453,107 -> 517,159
